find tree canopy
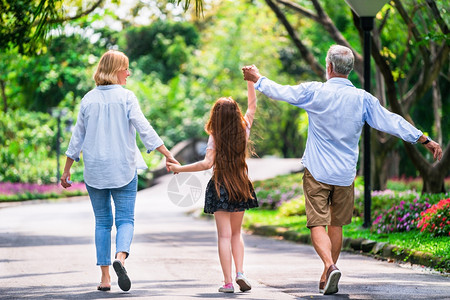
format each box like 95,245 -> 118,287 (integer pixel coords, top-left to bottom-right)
0,0 -> 448,194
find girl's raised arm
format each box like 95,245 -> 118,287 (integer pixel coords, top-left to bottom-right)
246,81 -> 257,127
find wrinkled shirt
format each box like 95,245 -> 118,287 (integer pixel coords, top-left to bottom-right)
65,85 -> 163,189
255,77 -> 422,186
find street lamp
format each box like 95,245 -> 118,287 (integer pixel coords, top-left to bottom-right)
344,0 -> 389,228
50,108 -> 69,185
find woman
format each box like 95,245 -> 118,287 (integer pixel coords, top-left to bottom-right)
61,50 -> 178,292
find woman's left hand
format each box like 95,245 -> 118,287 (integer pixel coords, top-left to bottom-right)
60,171 -> 72,188
166,156 -> 180,174
167,162 -> 182,173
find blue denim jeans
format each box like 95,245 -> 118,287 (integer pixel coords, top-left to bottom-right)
85,173 -> 137,266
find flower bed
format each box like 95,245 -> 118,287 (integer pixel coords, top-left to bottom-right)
0,182 -> 87,202
248,173 -> 450,272
372,199 -> 431,233
417,198 -> 450,237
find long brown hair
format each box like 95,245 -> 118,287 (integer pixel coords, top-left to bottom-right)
205,97 -> 254,202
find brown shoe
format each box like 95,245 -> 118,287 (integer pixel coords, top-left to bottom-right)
323,264 -> 341,295
319,281 -> 325,293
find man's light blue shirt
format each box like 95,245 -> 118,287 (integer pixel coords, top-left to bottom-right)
255,76 -> 422,186
66,85 -> 164,189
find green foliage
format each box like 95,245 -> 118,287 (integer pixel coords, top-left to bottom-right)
386,177 -> 423,191
253,173 -> 303,209
244,209 -> 310,235
0,107 -> 162,185
344,218 -> 450,264
123,20 -> 199,82
14,33 -> 103,111
169,0 -> 204,16
278,195 -> 305,217
1,109 -> 59,183
128,73 -> 209,149
0,0 -> 61,54
244,209 -> 450,263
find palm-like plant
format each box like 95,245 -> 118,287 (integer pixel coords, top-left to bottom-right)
170,0 -> 204,16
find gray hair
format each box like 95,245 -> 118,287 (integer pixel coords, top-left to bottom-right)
326,45 -> 354,76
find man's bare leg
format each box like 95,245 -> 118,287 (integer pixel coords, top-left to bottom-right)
310,225 -> 334,282
328,226 -> 343,263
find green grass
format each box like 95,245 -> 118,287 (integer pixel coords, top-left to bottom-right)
247,172 -> 450,267
244,209 -> 310,235
344,218 -> 450,259
243,208 -> 450,262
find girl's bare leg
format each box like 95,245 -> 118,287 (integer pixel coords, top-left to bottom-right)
214,211 -> 233,284
230,211 -> 245,274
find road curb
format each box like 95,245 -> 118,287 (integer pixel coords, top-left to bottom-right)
247,223 -> 450,274
0,195 -> 89,209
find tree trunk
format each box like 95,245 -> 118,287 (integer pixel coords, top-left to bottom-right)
0,79 -> 7,113
263,0 -> 449,194
371,133 -> 398,191
264,0 -> 325,78
403,142 -> 450,194
372,144 -> 389,191
432,79 -> 442,145
422,167 -> 446,194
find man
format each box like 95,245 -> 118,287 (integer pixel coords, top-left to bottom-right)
242,45 -> 442,295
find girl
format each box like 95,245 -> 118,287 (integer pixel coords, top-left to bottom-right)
168,80 -> 258,293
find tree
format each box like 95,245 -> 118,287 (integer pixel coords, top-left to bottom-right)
122,20 -> 200,82
259,0 -> 449,193
0,0 -> 105,55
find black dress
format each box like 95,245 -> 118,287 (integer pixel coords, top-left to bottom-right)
204,179 -> 259,214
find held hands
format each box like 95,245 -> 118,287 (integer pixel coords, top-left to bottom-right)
167,162 -> 182,173
242,65 -> 261,83
165,155 -> 180,174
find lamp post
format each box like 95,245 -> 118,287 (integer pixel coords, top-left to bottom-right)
344,0 -> 389,228
51,108 -> 69,185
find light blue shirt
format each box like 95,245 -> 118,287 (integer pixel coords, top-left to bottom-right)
255,76 -> 422,186
66,85 -> 164,189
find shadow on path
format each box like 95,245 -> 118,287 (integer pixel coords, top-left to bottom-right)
0,232 -> 91,248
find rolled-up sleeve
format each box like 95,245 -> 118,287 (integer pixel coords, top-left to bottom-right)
364,93 -> 422,143
65,106 -> 86,162
128,92 -> 164,152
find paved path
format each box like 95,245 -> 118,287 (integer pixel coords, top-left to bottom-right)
0,158 -> 449,299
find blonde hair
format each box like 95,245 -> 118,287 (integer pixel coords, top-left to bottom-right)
94,50 -> 129,86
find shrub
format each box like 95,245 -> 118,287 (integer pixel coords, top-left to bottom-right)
254,173 -> 303,210
278,195 -> 306,217
255,185 -> 302,209
372,199 -> 431,234
417,198 -> 450,237
354,189 -> 420,217
387,176 -> 450,191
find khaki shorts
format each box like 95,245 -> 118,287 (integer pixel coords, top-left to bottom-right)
303,168 -> 354,228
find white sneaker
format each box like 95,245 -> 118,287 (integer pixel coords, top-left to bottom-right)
236,272 -> 251,292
